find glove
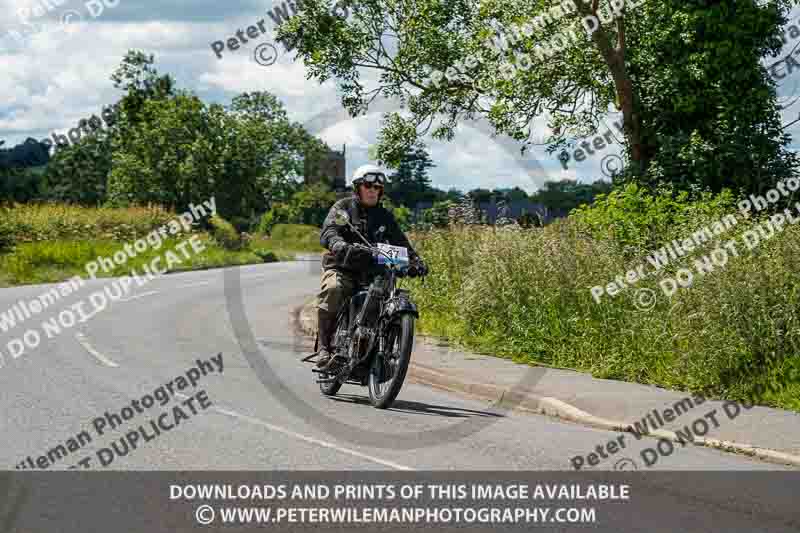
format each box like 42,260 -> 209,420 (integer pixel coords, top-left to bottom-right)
350,244 -> 374,262
331,241 -> 349,259
409,258 -> 428,277
332,241 -> 372,264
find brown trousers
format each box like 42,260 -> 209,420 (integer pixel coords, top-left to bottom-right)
316,268 -> 357,314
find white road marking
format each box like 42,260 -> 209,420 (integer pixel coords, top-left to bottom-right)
74,332 -> 119,368
174,281 -> 212,289
175,393 -> 413,471
119,290 -> 159,302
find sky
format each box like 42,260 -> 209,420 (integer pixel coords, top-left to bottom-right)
1,0 -> 800,194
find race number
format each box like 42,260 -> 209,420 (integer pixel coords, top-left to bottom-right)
376,244 -> 409,266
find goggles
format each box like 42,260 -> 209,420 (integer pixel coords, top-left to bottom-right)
359,172 -> 386,185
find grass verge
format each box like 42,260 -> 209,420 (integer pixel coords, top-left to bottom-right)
406,219 -> 800,412
253,223 -> 325,258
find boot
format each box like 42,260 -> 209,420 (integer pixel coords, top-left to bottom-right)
315,308 -> 339,368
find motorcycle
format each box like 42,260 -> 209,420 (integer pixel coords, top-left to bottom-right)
302,208 -> 425,409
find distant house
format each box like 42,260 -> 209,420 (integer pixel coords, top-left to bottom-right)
476,198 -> 562,224
409,197 -> 562,224
304,144 -> 346,192
410,200 -> 435,221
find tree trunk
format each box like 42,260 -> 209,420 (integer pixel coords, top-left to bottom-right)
606,52 -> 647,175
572,1 -> 648,175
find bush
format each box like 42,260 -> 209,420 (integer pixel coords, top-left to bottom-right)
258,184 -> 336,234
382,197 -> 412,231
209,214 -> 245,250
257,205 -> 290,235
0,216 -> 14,253
230,216 -> 255,233
252,249 -> 279,262
420,200 -> 453,228
570,183 -> 736,257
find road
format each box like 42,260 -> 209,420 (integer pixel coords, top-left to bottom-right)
0,259 -> 798,531
0,258 -> 795,470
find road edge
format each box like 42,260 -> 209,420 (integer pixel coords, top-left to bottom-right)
293,298 -> 800,469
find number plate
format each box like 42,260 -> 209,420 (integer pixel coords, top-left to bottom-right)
376,244 -> 409,266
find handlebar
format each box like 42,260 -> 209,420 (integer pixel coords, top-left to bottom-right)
350,243 -> 425,278
351,243 -> 393,262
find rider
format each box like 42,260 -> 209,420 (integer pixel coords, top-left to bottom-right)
315,163 -> 428,370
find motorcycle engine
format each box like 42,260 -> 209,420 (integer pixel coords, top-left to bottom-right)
350,325 -> 375,361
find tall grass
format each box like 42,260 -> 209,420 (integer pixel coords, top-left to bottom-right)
2,202 -> 176,243
0,235 -> 270,286
408,216 -> 800,411
0,205 -> 300,286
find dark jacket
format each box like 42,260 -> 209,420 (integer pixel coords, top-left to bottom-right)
320,193 -> 419,279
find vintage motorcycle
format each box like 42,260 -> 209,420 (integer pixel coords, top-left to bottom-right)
302,208 -> 425,409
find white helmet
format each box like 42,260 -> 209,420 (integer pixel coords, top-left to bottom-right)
348,164 -> 387,189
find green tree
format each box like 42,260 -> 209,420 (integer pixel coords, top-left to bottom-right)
503,186 -> 530,202
0,139 -> 50,203
106,53 -> 327,222
111,50 -> 176,128
467,188 -> 493,203
420,200 -> 454,228
41,132 -> 112,205
445,187 -> 464,201
624,1 -> 797,194
530,179 -> 612,214
385,143 -> 436,206
107,93 -> 218,211
230,91 -> 329,213
0,166 -> 46,203
259,183 -> 337,233
278,0 -> 797,194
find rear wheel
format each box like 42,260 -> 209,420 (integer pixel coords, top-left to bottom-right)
368,314 -> 414,408
318,309 -> 348,396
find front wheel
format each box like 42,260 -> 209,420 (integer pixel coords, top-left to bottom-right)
368,314 -> 414,408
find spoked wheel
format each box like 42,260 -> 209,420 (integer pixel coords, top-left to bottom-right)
318,310 -> 348,396
368,314 -> 414,409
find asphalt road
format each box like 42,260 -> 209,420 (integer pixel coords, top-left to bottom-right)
1,259 -> 799,531
0,259 -> 795,471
